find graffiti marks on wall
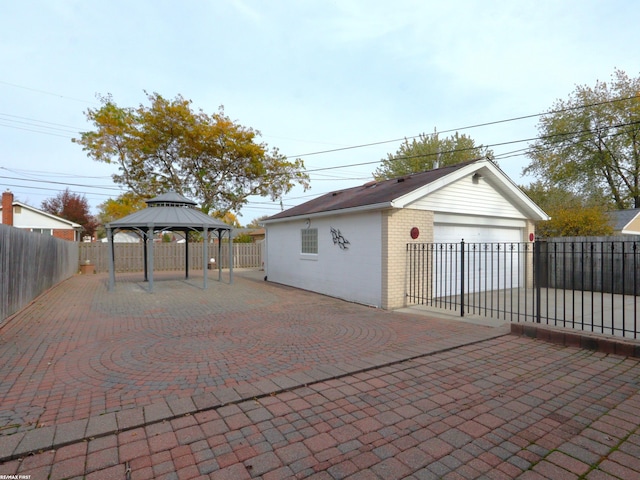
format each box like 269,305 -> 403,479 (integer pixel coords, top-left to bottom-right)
330,227 -> 350,250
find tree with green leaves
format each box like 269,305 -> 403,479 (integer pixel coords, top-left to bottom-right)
374,131 -> 493,180
525,68 -> 640,209
74,92 -> 310,214
41,188 -> 98,237
521,181 -> 613,237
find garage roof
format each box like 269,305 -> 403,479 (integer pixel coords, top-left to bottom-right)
266,159 -> 548,222
268,161 -> 473,221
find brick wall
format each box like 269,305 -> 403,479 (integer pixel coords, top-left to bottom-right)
381,208 -> 434,309
53,229 -> 77,241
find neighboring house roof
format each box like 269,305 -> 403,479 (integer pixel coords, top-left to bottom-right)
0,200 -> 82,230
232,227 -> 264,238
248,228 -> 265,237
265,159 -> 548,223
607,209 -> 640,234
107,192 -> 231,231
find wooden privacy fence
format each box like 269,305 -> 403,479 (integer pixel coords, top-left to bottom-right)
79,241 -> 263,273
538,236 -> 640,295
1,225 -> 79,322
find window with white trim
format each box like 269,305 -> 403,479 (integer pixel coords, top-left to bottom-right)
301,228 -> 318,254
31,228 -> 53,236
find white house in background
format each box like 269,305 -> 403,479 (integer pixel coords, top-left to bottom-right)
263,159 -> 549,310
1,191 -> 82,241
100,231 -> 141,243
607,209 -> 640,235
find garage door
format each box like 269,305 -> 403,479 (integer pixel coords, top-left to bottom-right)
433,224 -> 524,296
434,224 -> 522,244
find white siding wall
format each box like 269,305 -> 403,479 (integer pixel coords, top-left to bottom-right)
266,211 -> 383,307
409,175 -> 526,219
13,207 -> 74,229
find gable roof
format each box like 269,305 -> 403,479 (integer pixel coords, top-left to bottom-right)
265,159 -> 548,223
0,200 -> 82,229
607,209 -> 640,233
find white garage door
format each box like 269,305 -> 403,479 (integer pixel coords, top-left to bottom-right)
434,224 -> 522,244
433,224 -> 524,296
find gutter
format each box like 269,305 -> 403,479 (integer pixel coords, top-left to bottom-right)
262,201 -> 393,224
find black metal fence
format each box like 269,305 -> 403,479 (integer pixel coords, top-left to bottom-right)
406,238 -> 640,339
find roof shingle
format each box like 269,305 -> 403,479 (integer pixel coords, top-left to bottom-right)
267,160 -> 478,220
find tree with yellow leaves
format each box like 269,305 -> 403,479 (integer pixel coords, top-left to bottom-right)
75,92 -> 310,215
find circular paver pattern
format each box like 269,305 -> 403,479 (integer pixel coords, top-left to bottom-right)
2,271 -> 492,434
52,306 -> 397,398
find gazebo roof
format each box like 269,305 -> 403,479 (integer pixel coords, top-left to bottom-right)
106,192 -> 231,231
105,192 -> 234,293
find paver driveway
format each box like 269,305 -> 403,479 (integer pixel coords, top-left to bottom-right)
1,270 -> 640,479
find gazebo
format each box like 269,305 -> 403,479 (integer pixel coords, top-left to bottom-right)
105,192 -> 233,292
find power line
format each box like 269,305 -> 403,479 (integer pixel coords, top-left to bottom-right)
0,112 -> 83,131
0,121 -> 75,138
0,174 -> 123,191
4,120 -> 638,205
2,91 -> 638,212
0,166 -> 112,180
291,93 -> 640,159
0,80 -> 97,105
1,182 -> 115,198
3,81 -> 638,164
303,119 -> 640,174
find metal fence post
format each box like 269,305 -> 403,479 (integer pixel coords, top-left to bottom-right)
460,239 -> 465,317
534,240 -> 541,323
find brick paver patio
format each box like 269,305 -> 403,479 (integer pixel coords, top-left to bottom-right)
1,270 -> 639,479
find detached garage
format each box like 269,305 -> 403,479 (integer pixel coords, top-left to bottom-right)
263,159 -> 548,309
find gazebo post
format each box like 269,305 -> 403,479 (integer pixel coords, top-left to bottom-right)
185,230 -> 189,280
217,230 -> 222,281
107,225 -> 115,291
147,224 -> 154,293
202,226 -> 208,290
229,229 -> 234,284
143,231 -> 148,281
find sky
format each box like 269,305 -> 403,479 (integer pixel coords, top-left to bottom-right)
1,0 -> 639,225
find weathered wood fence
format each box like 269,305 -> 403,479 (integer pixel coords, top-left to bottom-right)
539,236 -> 640,295
1,225 -> 79,322
78,241 -> 263,273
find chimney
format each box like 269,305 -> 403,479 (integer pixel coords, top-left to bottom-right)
2,190 -> 14,226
